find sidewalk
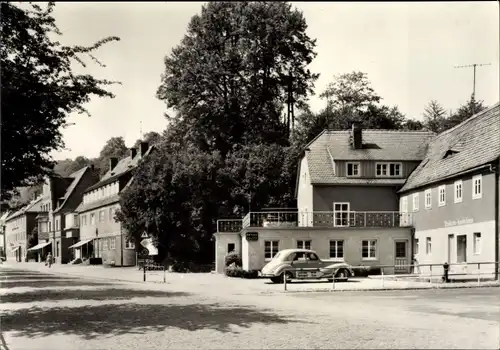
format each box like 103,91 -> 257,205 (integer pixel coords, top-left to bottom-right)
2,262 -> 499,294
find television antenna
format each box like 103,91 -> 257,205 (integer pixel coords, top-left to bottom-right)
454,63 -> 491,99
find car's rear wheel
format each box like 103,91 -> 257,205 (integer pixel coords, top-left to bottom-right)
335,268 -> 349,281
271,271 -> 293,284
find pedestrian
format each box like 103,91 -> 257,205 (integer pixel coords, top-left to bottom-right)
46,252 -> 52,268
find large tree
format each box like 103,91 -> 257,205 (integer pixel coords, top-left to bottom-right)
156,1 -> 318,153
422,100 -> 447,133
0,2 -> 120,200
440,95 -> 487,131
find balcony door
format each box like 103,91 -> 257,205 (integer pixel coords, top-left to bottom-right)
333,202 -> 350,227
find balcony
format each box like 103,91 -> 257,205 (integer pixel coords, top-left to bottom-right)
216,211 -> 413,232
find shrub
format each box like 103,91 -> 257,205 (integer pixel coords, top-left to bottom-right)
225,252 -> 242,267
351,266 -> 382,277
225,265 -> 244,277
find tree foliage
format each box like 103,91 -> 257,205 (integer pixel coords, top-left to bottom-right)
156,1 -> 318,153
422,100 -> 446,133
440,95 -> 486,131
0,2 -> 120,200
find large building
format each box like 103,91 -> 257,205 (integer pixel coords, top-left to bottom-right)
4,197 -> 43,262
399,103 -> 499,278
73,142 -> 154,266
29,166 -> 100,264
215,126 -> 435,274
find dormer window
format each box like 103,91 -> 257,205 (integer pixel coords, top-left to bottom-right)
346,162 -> 360,177
376,162 -> 402,177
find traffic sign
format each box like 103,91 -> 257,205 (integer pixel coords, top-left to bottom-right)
141,232 -> 149,238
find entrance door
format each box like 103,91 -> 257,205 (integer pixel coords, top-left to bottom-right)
394,240 -> 409,274
447,234 -> 454,263
457,235 -> 467,263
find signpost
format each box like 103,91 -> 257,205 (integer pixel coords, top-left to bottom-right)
138,232 -> 159,282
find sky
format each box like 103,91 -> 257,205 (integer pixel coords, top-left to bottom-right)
48,1 -> 499,160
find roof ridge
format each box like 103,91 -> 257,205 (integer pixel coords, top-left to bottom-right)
436,102 -> 499,138
325,129 -> 435,134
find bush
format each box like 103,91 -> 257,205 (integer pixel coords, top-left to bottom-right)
351,266 -> 382,277
225,252 -> 242,267
224,265 -> 260,279
169,261 -> 214,273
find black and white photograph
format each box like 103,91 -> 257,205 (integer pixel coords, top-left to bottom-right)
0,1 -> 499,349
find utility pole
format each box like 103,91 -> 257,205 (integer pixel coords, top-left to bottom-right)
454,63 -> 491,99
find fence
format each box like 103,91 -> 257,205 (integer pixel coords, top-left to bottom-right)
281,261 -> 500,291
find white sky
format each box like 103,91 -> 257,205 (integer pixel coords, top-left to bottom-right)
48,1 -> 499,160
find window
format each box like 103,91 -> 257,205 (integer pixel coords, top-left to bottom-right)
73,214 -> 79,227
103,238 -> 108,251
376,162 -> 402,177
346,162 -> 360,177
457,235 -> 467,263
125,239 -> 135,250
362,240 -> 377,260
426,237 -> 432,255
99,210 -> 105,222
414,238 -> 419,255
473,232 -> 481,255
227,243 -> 235,253
56,241 -> 60,257
109,207 -> 115,222
425,189 -> 432,209
400,196 -> 408,213
412,193 -> 419,212
90,213 -> 95,225
329,240 -> 344,259
438,185 -> 446,207
454,180 -> 463,203
295,240 -> 310,250
472,175 -> 482,199
110,237 -> 116,250
264,240 -> 279,260
333,202 -> 350,227
81,215 -> 87,226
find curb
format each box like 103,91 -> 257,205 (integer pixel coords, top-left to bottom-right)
282,283 -> 500,293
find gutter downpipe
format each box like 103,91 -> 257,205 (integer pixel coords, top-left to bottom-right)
494,161 -> 499,281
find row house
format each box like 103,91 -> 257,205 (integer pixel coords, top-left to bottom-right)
4,197 -> 43,262
73,142 -> 153,266
399,102 -> 500,278
27,166 -> 99,263
215,125 -> 435,274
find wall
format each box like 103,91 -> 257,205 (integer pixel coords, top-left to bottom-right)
335,160 -> 420,178
414,220 -> 496,277
214,232 -> 241,273
240,227 -> 412,274
313,185 -> 400,212
79,202 -> 121,241
401,170 -> 496,231
297,155 -> 313,226
5,215 -> 28,262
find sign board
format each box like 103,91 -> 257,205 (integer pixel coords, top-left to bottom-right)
245,232 -> 259,241
140,238 -> 158,256
141,232 -> 149,238
444,218 -> 474,228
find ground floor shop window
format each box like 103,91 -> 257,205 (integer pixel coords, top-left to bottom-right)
329,240 -> 344,259
110,237 -> 116,250
426,237 -> 432,255
473,232 -> 481,255
457,235 -> 467,263
362,240 -> 377,260
264,240 -> 279,260
297,240 -> 311,250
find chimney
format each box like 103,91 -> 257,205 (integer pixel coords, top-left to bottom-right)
139,142 -> 149,157
109,157 -> 118,171
351,123 -> 363,149
130,147 -> 137,158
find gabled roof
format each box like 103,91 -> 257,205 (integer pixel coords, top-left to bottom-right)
400,102 -> 500,193
53,166 -> 91,213
6,196 -> 43,221
305,129 -> 435,185
84,146 -> 154,193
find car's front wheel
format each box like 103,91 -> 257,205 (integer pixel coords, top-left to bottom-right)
271,271 -> 293,284
335,268 -> 349,280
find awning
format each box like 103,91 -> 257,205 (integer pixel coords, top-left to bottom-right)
27,241 -> 52,251
11,246 -> 20,252
68,238 -> 93,249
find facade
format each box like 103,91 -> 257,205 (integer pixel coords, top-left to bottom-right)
399,103 -> 500,278
0,211 -> 11,258
4,198 -> 43,262
30,166 -> 99,263
74,142 -> 153,266
215,126 -> 435,274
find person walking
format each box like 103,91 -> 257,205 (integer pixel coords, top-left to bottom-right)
46,252 -> 53,268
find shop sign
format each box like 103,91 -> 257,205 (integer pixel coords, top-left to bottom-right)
246,232 -> 259,241
444,217 -> 474,228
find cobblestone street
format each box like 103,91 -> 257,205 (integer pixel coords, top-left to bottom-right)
1,265 -> 499,349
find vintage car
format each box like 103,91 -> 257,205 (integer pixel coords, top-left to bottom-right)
260,249 -> 355,284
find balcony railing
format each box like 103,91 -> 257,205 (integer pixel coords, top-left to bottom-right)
242,211 -> 413,229
217,219 -> 243,233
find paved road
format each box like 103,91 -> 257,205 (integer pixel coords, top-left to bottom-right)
1,267 -> 499,349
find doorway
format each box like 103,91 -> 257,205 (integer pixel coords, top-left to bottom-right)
394,240 -> 409,274
457,235 -> 467,263
447,234 -> 454,263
